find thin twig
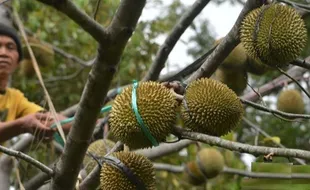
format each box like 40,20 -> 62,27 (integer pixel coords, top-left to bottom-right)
240,98 -> 310,120
36,66 -> 86,84
0,145 -> 53,176
93,0 -> 102,20
242,66 -> 308,102
143,0 -> 211,81
242,118 -> 306,165
277,67 -> 310,99
174,127 -> 310,160
290,59 -> 310,70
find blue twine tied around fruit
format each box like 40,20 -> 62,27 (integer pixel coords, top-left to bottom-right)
131,80 -> 159,146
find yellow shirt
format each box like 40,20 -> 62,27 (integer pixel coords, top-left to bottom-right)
0,88 -> 44,122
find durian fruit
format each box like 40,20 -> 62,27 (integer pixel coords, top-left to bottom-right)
214,68 -> 248,95
20,42 -> 54,77
181,78 -> 244,136
100,151 -> 155,190
240,4 -> 307,67
277,89 -> 304,114
19,59 -> 35,78
246,57 -> 270,75
109,81 -> 178,149
215,38 -> 248,71
183,161 -> 206,186
196,148 -> 225,179
83,139 -> 116,174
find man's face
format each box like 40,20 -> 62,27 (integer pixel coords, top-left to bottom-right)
0,35 -> 19,77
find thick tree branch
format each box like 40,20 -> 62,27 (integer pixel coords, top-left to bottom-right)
51,1 -> 146,189
153,163 -> 184,173
36,0 -> 108,44
0,144 -> 53,176
241,98 -> 310,120
136,139 -> 194,160
143,0 -> 211,81
185,0 -> 263,83
174,127 -> 310,160
223,167 -> 310,179
153,163 -> 310,179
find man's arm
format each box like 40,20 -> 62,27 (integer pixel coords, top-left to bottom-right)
0,112 -> 55,143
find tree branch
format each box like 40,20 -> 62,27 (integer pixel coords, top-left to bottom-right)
0,144 -> 53,176
242,66 -> 308,102
51,0 -> 146,189
153,163 -> 310,179
36,0 -> 108,44
174,127 -> 310,160
143,0 -> 211,81
223,167 -> 310,179
185,0 -> 263,83
0,135 -> 34,190
240,98 -> 310,120
242,118 -> 306,165
290,59 -> 310,70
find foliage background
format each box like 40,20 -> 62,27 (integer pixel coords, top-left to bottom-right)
6,0 -> 310,189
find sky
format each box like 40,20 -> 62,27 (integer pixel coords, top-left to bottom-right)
141,0 -> 244,74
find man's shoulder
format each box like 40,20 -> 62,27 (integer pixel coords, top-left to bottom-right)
6,88 -> 24,97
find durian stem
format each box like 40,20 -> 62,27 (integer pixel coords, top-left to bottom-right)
240,98 -> 310,120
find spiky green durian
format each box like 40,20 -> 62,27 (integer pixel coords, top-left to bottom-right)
214,38 -> 248,70
109,81 -> 178,149
22,42 -> 54,67
83,139 -> 115,174
277,89 -> 304,114
240,4 -> 307,67
214,68 -> 248,95
196,148 -> 225,179
100,152 -> 155,190
183,161 -> 206,186
181,78 -> 244,136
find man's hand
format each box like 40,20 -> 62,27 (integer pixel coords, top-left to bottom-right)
16,112 -> 56,141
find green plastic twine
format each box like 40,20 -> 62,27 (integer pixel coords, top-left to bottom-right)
131,80 -> 159,146
51,105 -> 113,147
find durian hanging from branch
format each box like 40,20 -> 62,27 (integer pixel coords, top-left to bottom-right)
109,81 -> 179,149
100,151 -> 156,190
240,3 -> 307,67
181,78 -> 244,137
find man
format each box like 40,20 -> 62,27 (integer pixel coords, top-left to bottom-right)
0,22 -> 70,143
